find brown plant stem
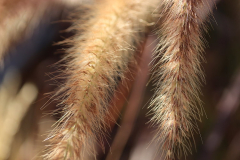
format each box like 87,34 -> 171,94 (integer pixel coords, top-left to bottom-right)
105,36 -> 153,160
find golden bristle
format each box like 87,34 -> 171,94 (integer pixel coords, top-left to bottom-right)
150,0 -> 213,159
44,0 -> 159,159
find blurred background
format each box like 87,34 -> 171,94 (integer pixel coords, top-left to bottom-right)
0,0 -> 240,160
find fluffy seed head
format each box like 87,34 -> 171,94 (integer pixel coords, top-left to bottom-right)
150,0 -> 213,159
44,0 -> 159,159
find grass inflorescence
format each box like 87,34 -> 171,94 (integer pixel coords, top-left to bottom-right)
150,0 -> 213,159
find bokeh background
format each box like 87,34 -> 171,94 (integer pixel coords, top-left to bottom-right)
0,0 -> 240,160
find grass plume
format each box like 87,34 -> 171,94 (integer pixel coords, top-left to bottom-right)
150,0 -> 213,159
44,0 -> 159,159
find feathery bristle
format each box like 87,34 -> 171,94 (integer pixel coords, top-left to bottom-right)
44,0 -> 159,159
150,0 -> 212,159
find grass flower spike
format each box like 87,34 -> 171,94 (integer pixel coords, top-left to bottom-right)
44,0 -> 159,159
150,0 -> 213,159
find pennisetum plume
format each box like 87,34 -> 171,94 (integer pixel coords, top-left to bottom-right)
44,0 -> 159,159
150,0 -> 213,159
